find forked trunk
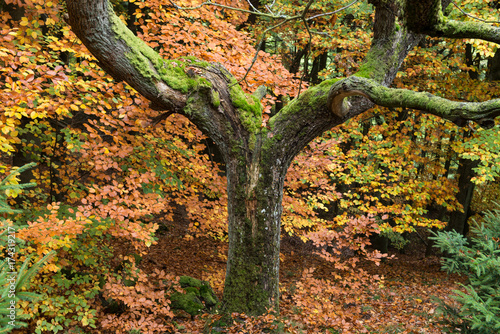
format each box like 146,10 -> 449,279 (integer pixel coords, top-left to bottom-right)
65,0 -> 436,317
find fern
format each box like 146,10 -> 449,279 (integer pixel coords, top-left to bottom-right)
0,251 -> 55,331
0,162 -> 37,215
430,203 -> 500,333
0,163 -> 53,332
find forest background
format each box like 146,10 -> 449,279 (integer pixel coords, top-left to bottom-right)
1,0 -> 500,333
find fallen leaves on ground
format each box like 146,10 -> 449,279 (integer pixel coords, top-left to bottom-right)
138,217 -> 465,334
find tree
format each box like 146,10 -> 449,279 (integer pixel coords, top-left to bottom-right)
64,0 -> 500,315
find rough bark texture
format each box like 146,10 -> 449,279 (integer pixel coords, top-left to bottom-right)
223,138 -> 285,313
65,0 -> 500,315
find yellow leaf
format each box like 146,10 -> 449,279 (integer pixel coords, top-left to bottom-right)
5,188 -> 21,198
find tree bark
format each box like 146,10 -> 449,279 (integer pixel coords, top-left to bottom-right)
64,0 -> 344,315
222,136 -> 286,313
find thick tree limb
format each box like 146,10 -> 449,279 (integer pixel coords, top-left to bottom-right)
404,0 -> 500,44
328,76 -> 500,128
63,0 -> 500,316
433,18 -> 500,44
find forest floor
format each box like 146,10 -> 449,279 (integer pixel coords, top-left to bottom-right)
138,216 -> 466,334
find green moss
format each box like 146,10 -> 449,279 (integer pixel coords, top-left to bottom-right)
179,276 -> 202,288
354,18 -> 403,81
199,285 -> 217,307
276,78 -> 338,122
159,60 -> 199,93
307,78 -> 340,107
183,96 -> 197,116
248,133 -> 257,151
108,4 -> 161,79
170,292 -> 204,316
238,110 -> 260,133
170,276 -> 218,315
230,85 -> 260,115
355,48 -> 388,79
180,55 -> 210,68
228,82 -> 262,133
211,89 -> 220,108
267,115 -> 277,131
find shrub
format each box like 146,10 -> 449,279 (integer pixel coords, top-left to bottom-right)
430,204 -> 500,333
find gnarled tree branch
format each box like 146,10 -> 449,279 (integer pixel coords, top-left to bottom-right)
328,76 -> 500,128
404,0 -> 500,44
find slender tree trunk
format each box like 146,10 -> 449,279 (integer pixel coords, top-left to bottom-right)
447,157 -> 478,235
487,49 -> 500,81
465,43 -> 479,80
126,1 -> 138,34
1,0 -> 24,24
425,133 -> 456,256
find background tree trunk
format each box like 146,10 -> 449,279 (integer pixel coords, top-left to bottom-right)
447,157 -> 478,235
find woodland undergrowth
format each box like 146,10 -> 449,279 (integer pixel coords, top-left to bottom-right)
13,216 -> 461,334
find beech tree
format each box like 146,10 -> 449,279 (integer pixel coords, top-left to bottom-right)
64,0 -> 500,314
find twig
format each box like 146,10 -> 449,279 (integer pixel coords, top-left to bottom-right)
451,1 -> 500,24
297,17 -> 313,96
230,16 -> 301,87
169,0 -> 286,19
245,0 -> 260,13
306,0 -> 359,21
169,0 -> 356,95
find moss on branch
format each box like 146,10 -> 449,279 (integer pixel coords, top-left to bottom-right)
328,76 -> 500,128
435,16 -> 500,44
404,0 -> 500,44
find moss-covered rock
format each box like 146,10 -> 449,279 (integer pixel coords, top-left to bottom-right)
169,275 -> 218,316
179,275 -> 203,288
170,291 -> 204,316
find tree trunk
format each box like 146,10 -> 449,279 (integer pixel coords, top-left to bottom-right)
447,157 -> 478,235
487,48 -> 500,81
222,135 -> 288,313
465,43 -> 479,80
